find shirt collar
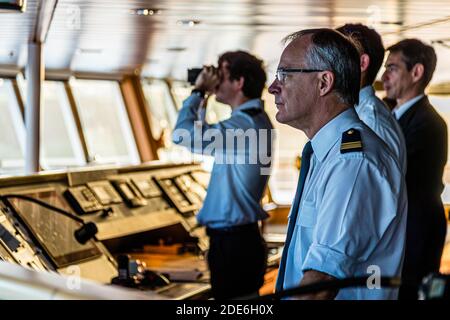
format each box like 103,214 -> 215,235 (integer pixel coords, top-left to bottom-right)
354,85 -> 375,112
393,94 -> 424,120
311,108 -> 360,162
232,98 -> 263,115
359,85 -> 375,103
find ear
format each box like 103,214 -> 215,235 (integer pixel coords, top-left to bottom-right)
233,76 -> 245,91
318,71 -> 334,97
411,63 -> 425,84
360,53 -> 370,73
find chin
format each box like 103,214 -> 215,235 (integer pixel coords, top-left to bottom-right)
275,112 -> 288,124
383,87 -> 394,99
385,91 -> 395,100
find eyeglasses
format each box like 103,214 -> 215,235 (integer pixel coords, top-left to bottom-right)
275,68 -> 324,84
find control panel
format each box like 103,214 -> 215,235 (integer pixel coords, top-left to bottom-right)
131,177 -> 161,198
153,172 -> 210,252
6,189 -> 103,268
65,186 -> 104,215
174,174 -> 207,206
0,202 -> 52,271
87,181 -> 122,206
110,178 -> 148,208
0,163 -> 211,298
156,177 -> 199,214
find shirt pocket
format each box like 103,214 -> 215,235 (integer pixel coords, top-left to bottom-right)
296,202 -> 317,228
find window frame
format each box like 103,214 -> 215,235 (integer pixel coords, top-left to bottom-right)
69,78 -> 140,165
0,77 -> 26,173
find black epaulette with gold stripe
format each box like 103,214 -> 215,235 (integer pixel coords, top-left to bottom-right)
340,128 -> 363,153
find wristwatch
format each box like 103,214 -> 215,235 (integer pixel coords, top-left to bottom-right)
191,89 -> 206,99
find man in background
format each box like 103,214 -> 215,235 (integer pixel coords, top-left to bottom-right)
337,23 -> 406,172
382,39 -> 448,299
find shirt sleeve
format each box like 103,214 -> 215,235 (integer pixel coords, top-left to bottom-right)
301,158 -> 401,279
172,94 -> 255,154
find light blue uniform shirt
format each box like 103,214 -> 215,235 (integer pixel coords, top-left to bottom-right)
282,108 -> 407,300
355,86 -> 407,173
173,94 -> 274,228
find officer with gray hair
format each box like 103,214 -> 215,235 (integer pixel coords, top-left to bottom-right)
269,28 -> 407,299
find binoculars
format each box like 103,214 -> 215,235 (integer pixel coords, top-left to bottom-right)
187,66 -> 219,85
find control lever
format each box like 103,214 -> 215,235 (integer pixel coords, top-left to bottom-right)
100,207 -> 114,218
111,254 -> 170,289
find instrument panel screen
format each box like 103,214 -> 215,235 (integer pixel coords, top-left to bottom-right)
7,190 -> 102,268
132,178 -> 161,198
87,181 -> 122,205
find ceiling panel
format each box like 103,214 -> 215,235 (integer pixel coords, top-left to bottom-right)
0,0 -> 449,84
0,0 -> 38,67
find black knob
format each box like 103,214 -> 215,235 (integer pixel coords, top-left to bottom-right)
74,222 -> 98,244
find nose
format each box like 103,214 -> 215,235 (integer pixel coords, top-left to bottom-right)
381,70 -> 388,83
268,79 -> 280,95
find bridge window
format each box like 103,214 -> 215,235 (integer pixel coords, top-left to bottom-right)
16,76 -> 86,171
430,95 -> 450,205
70,79 -> 139,165
142,79 -> 177,140
41,81 -> 85,169
0,78 -> 25,175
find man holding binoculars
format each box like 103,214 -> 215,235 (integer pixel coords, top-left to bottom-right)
173,51 -> 274,299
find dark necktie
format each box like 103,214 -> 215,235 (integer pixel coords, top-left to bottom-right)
275,141 -> 313,292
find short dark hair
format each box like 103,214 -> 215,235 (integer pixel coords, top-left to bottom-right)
387,39 -> 437,89
336,23 -> 385,85
285,28 -> 361,106
218,51 -> 266,99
